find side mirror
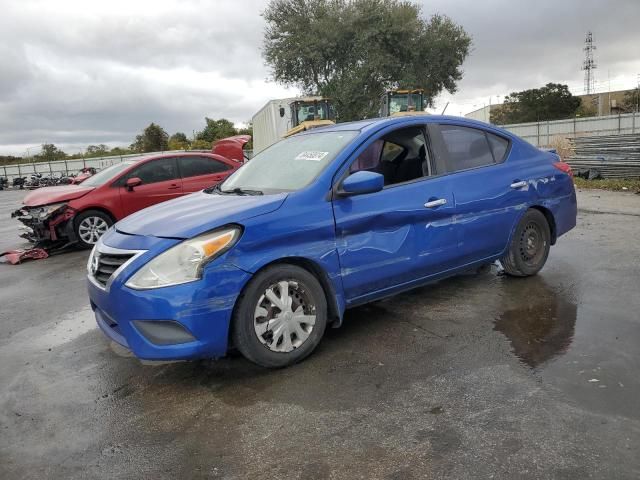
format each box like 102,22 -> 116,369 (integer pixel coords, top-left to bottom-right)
126,177 -> 142,191
340,171 -> 384,196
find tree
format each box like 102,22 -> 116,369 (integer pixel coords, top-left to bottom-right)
130,123 -> 169,153
109,147 -> 132,156
169,132 -> 190,150
196,118 -> 237,143
85,144 -> 109,157
37,144 -> 66,161
189,139 -> 213,150
491,83 -> 581,124
262,0 -> 471,120
620,88 -> 640,113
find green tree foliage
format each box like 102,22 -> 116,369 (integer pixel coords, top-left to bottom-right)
491,83 -> 582,124
620,88 -> 640,113
37,143 -> 67,161
0,155 -> 23,166
190,139 -> 214,150
262,0 -> 471,120
130,123 -> 169,152
169,132 -> 190,150
196,118 -> 237,143
85,144 -> 109,157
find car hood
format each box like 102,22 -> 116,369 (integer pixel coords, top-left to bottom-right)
23,185 -> 95,206
116,191 -> 288,239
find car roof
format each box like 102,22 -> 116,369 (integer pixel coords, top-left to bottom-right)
304,115 -> 516,139
131,151 -> 225,164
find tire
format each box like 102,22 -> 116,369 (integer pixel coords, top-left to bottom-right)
501,209 -> 551,277
74,210 -> 113,249
231,264 -> 328,368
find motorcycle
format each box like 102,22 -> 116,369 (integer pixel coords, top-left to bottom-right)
12,177 -> 26,189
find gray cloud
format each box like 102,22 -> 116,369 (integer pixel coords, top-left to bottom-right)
0,0 -> 639,154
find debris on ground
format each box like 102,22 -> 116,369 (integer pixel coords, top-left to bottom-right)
0,248 -> 49,264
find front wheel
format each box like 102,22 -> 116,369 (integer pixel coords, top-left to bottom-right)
501,209 -> 551,277
231,264 -> 328,368
74,210 -> 113,249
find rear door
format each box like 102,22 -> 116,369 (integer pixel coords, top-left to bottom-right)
428,123 -> 527,264
332,125 -> 459,302
178,155 -> 234,193
119,157 -> 183,216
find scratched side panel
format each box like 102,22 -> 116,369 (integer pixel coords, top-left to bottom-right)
227,191 -> 347,316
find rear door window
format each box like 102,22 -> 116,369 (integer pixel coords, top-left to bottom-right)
180,156 -> 230,178
432,125 -> 496,173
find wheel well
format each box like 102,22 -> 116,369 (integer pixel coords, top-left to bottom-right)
530,205 -> 557,245
75,207 -> 116,226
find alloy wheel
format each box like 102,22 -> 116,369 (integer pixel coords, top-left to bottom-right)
78,216 -> 109,245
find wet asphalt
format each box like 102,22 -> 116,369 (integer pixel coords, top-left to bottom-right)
0,188 -> 639,479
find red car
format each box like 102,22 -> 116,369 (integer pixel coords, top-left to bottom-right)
12,149 -> 244,249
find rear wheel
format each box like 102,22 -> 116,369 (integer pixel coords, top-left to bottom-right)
501,209 -> 551,277
74,210 -> 113,249
231,264 -> 327,368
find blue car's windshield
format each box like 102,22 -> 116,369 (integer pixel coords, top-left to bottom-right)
220,131 -> 357,193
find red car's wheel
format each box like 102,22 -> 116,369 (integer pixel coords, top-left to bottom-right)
74,210 -> 113,249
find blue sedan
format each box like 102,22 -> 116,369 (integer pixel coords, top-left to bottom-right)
87,115 -> 577,367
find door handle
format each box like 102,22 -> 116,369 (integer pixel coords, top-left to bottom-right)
424,198 -> 447,208
167,184 -> 180,190
510,180 -> 527,189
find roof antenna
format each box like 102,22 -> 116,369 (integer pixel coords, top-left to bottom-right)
440,102 -> 449,115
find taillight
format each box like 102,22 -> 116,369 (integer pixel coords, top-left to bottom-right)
553,161 -> 573,178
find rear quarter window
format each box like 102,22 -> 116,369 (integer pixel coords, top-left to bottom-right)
487,133 -> 510,163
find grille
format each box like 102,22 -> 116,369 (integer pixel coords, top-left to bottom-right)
94,252 -> 135,287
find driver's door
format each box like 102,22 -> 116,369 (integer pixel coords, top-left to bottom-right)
119,157 -> 183,216
332,126 -> 459,303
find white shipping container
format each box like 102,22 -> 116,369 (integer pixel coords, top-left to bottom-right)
251,98 -> 295,154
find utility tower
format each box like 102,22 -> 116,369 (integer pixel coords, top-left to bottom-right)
582,31 -> 597,94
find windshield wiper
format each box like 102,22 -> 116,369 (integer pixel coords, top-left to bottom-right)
204,184 -> 264,195
219,187 -> 263,196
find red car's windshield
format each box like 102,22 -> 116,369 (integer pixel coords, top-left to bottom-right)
81,161 -> 136,187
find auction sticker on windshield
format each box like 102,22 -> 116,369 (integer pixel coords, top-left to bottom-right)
295,151 -> 329,161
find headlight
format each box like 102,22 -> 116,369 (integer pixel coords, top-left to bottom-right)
40,202 -> 68,219
125,227 -> 241,290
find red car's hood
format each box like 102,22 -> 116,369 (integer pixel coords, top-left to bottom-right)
23,185 -> 95,206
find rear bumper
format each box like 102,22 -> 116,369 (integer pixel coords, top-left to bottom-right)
554,189 -> 577,239
87,232 -> 252,360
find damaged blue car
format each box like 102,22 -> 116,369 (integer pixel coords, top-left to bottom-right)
87,115 -> 577,367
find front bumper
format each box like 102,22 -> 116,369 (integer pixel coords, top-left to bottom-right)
88,229 -> 251,360
11,206 -> 76,245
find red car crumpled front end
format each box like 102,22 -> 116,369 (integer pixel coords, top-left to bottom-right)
11,185 -> 94,246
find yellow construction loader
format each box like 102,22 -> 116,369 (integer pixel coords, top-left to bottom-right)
379,89 -> 428,117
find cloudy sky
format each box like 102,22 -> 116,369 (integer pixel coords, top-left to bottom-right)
0,0 -> 639,155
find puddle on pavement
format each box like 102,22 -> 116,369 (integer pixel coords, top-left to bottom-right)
494,279 -> 577,369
